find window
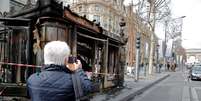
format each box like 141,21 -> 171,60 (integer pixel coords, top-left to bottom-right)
95,4 -> 100,11
108,46 -> 119,74
31,0 -> 38,5
78,6 -> 82,12
109,18 -> 112,29
93,15 -> 100,23
103,23 -> 108,29
0,28 -> 29,83
43,26 -> 68,42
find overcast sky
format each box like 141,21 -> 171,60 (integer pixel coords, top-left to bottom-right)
171,0 -> 201,49
124,0 -> 201,49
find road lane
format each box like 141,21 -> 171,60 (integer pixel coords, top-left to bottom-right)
132,71 -> 201,101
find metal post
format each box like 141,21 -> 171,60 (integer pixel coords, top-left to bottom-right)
103,38 -> 108,89
164,21 -> 168,71
135,49 -> 140,81
135,32 -> 141,82
156,45 -> 159,73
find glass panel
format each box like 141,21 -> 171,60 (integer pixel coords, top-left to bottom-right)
93,15 -> 100,23
0,28 -> 10,83
10,29 -> 28,83
58,28 -> 68,41
0,27 -> 29,83
108,46 -> 118,74
46,27 -> 57,41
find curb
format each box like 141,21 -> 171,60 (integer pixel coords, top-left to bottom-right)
118,74 -> 170,101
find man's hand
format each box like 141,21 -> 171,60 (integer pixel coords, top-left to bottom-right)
66,60 -> 82,72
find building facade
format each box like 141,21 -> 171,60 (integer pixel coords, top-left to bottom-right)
0,0 -> 28,14
67,0 -> 126,36
125,5 -> 152,68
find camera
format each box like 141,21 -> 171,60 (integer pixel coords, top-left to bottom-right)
68,56 -> 77,63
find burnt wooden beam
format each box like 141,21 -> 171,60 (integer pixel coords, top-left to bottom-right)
102,38 -> 109,89
71,25 -> 77,56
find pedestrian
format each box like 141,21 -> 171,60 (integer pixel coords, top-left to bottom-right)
159,63 -> 163,73
27,41 -> 92,101
167,62 -> 170,71
173,63 -> 177,72
170,63 -> 174,72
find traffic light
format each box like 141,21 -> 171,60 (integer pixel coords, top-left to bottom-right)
136,33 -> 141,49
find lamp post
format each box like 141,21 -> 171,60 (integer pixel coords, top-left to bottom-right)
119,18 -> 126,37
118,18 -> 126,87
164,16 -> 186,71
135,32 -> 141,82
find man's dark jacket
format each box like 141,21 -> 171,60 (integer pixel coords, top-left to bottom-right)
27,64 -> 92,101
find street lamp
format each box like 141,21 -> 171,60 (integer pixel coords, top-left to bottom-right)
119,18 -> 126,37
164,16 -> 186,71
118,18 -> 127,87
119,18 -> 128,43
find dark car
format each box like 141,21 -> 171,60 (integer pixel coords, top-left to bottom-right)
190,66 -> 201,80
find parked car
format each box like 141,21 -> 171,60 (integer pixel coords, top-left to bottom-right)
190,66 -> 201,80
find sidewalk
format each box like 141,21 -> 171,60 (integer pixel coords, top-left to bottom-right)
90,72 -> 169,101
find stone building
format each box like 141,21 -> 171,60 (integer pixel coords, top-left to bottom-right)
67,0 -> 126,35
125,5 -> 153,68
0,0 -> 30,14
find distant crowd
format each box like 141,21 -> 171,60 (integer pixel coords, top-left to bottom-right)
167,62 -> 177,72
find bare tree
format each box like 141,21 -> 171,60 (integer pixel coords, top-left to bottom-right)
131,0 -> 171,75
131,0 -> 171,30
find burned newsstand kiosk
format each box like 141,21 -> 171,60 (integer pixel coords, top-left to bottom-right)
0,0 -> 127,98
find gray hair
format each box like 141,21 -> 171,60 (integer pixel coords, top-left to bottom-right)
44,41 -> 70,65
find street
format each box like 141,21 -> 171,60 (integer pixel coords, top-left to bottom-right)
132,69 -> 201,101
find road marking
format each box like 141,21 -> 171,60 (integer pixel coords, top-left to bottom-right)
182,73 -> 190,83
182,86 -> 190,101
191,87 -> 199,101
193,87 -> 201,90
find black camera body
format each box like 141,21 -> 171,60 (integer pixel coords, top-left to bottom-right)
68,56 -> 77,63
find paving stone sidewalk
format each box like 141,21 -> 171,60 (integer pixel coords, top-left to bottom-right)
90,73 -> 169,101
